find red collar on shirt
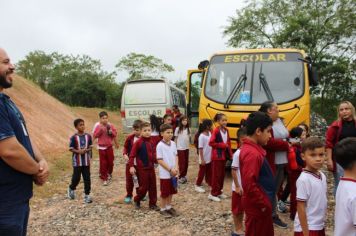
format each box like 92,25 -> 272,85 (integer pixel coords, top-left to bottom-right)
340,177 -> 356,183
303,169 -> 322,179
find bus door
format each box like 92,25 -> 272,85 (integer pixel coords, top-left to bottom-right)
186,69 -> 203,142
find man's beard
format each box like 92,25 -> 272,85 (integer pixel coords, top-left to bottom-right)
0,72 -> 13,89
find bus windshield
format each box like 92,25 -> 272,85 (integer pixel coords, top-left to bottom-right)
124,82 -> 166,105
205,52 -> 304,104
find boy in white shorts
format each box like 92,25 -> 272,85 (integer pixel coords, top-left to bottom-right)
333,137 -> 356,236
294,137 -> 327,236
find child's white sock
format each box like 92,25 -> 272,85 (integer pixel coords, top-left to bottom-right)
160,207 -> 166,211
166,205 -> 172,210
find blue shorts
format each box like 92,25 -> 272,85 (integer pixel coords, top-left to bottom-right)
0,200 -> 30,236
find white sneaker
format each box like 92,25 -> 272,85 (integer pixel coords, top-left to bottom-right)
208,194 -> 221,202
195,185 -> 206,193
218,194 -> 228,199
103,181 -> 108,186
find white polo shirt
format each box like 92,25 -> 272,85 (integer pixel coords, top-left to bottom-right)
294,170 -> 327,232
174,127 -> 190,150
198,132 -> 212,164
156,140 -> 177,179
334,178 -> 356,236
220,129 -> 228,143
231,149 -> 242,192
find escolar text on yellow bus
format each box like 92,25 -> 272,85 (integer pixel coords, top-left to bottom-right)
224,53 -> 286,63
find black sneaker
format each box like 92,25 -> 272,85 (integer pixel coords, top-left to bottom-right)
159,210 -> 172,218
166,208 -> 179,217
134,201 -> 141,209
149,205 -> 160,211
273,216 -> 288,229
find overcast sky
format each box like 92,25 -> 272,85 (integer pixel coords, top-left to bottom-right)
2,0 -> 244,82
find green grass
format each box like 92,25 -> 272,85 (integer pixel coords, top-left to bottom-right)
33,152 -> 72,198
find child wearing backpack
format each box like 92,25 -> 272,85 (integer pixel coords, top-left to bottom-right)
239,112 -> 275,236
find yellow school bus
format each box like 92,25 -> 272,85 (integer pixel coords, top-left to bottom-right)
186,48 -> 317,150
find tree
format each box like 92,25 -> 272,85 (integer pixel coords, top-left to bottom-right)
115,52 -> 174,80
16,51 -> 122,109
223,0 -> 355,122
16,51 -> 58,89
174,80 -> 187,91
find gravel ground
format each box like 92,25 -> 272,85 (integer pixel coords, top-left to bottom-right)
28,148 -> 334,236
28,113 -> 334,235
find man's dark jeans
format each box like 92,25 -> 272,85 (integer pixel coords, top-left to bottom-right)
0,200 -> 30,236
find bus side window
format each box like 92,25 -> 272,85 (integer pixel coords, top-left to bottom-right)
171,87 -> 180,107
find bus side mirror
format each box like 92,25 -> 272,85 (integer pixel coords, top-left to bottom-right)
308,65 -> 318,86
302,56 -> 318,87
198,60 -> 209,70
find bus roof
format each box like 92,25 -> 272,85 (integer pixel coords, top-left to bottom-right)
125,78 -> 185,94
126,78 -> 166,84
210,48 -> 306,57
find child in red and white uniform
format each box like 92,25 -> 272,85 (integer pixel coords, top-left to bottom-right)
208,113 -> 233,202
174,115 -> 190,184
287,126 -> 306,220
231,127 -> 247,236
163,114 -> 173,125
122,120 -> 142,204
195,119 -> 213,193
239,112 -> 275,236
333,137 -> 356,236
129,122 -> 159,211
93,111 -> 118,186
163,113 -> 174,140
294,137 -> 327,236
157,124 -> 179,218
172,104 -> 182,131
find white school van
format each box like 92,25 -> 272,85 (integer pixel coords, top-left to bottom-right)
121,79 -> 186,133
